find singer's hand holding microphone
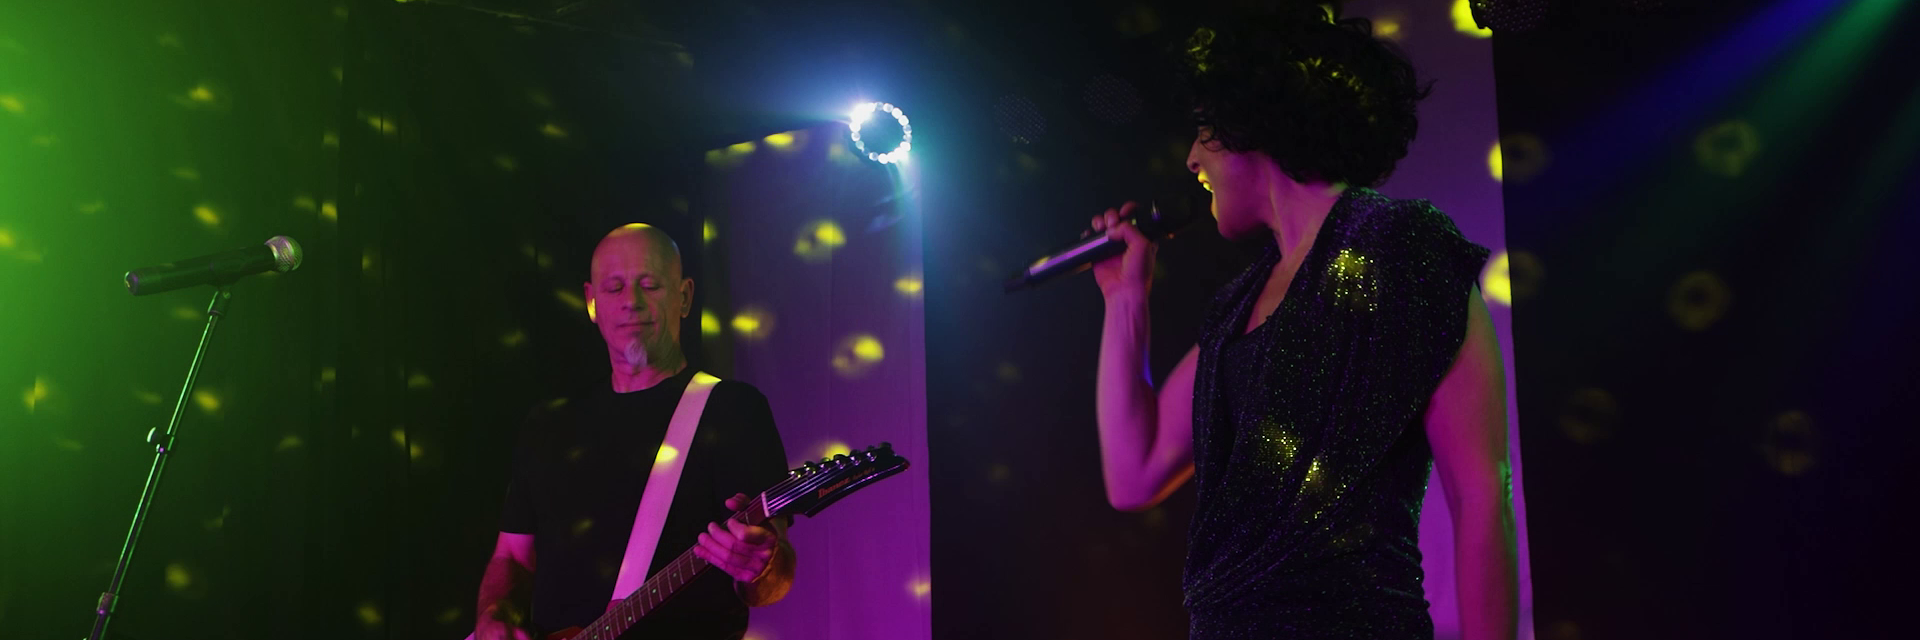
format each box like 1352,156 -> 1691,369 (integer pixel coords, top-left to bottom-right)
1088,201 -> 1156,301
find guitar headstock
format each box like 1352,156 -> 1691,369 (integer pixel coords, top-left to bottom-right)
765,443 -> 909,519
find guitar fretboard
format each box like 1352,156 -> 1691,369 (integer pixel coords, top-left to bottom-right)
572,496 -> 768,640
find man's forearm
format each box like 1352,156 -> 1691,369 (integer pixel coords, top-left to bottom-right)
477,556 -> 532,626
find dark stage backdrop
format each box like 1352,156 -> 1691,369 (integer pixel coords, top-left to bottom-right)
1495,1 -> 1920,638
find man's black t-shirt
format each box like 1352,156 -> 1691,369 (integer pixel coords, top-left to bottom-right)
500,369 -> 788,639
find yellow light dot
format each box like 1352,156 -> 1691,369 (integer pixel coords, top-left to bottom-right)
494,154 -> 517,171
501,330 -> 527,347
555,289 -> 586,311
193,204 -> 221,227
187,84 -> 216,103
587,297 -> 597,322
22,377 -> 50,412
409,444 -> 424,460
909,578 -> 932,599
793,221 -> 847,262
1376,19 -> 1403,40
171,306 -> 200,321
192,389 -> 220,413
705,149 -> 729,166
292,195 -> 317,211
0,228 -> 13,249
822,442 -> 851,459
135,389 -> 164,404
320,367 -> 337,383
365,114 -> 396,136
814,221 -> 846,244
321,130 -> 339,148
728,141 -> 756,155
656,444 -> 680,465
1695,119 -> 1762,178
573,518 -> 595,535
540,122 -> 568,138
1451,0 -> 1493,38
0,94 -> 25,114
390,428 -> 408,448
1488,140 -> 1503,182
764,131 -> 797,149
320,201 -> 338,221
832,334 -> 885,377
407,372 -> 432,389
731,307 -> 774,340
356,603 -> 382,626
894,274 -> 924,297
852,336 -> 884,361
361,250 -> 375,272
277,435 -> 303,451
828,141 -> 856,165
703,219 -> 717,244
701,310 -> 721,337
165,563 -> 193,590
1482,251 -> 1513,307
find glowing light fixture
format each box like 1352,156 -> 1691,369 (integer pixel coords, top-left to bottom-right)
848,101 -> 913,164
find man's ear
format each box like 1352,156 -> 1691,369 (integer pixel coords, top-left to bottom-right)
583,281 -> 596,322
681,277 -> 695,317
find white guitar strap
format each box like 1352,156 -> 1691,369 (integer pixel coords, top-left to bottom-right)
611,371 -> 720,601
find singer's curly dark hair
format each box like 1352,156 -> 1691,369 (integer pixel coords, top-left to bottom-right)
1175,3 -> 1431,188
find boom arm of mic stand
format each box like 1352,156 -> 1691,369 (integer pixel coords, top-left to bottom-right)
86,286 -> 233,640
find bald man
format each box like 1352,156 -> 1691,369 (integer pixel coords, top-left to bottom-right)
475,225 -> 795,640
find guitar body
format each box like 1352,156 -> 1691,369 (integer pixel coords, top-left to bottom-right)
467,444 -> 908,640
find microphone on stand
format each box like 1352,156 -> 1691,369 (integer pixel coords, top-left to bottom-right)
1003,203 -> 1201,292
125,236 -> 303,296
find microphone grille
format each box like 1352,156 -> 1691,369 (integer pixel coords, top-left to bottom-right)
265,236 -> 303,273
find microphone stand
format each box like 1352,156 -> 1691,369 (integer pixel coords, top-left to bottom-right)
86,286 -> 233,640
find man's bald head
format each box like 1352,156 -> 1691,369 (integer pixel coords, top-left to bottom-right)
585,223 -> 693,377
592,223 -> 682,282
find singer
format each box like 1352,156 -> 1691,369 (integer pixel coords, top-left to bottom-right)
1087,5 -> 1516,640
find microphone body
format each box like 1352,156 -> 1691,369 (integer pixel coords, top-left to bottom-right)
1004,205 -> 1197,292
126,236 -> 303,296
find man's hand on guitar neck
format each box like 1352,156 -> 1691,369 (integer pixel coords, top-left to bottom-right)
694,493 -> 783,583
694,493 -> 796,607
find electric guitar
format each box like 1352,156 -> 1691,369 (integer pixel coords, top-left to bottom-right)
470,442 -> 910,640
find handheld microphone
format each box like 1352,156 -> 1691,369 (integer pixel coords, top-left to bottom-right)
1004,204 -> 1200,292
125,236 -> 304,296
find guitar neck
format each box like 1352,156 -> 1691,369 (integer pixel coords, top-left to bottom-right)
575,496 -> 769,640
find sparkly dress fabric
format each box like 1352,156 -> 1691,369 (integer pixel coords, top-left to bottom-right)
1184,188 -> 1489,639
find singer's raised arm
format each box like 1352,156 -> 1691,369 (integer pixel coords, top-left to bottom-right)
1094,292 -> 1198,512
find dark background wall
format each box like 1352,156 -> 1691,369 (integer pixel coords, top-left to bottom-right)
1494,1 -> 1920,638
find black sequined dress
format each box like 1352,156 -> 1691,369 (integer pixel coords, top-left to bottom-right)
1184,188 -> 1489,639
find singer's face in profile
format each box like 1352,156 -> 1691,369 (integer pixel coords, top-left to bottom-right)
586,226 -> 691,367
1187,125 -> 1271,241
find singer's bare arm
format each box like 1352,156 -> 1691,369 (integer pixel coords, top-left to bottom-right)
1091,202 -> 1197,512
1097,295 -> 1199,511
1426,287 -> 1518,640
474,531 -> 535,640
